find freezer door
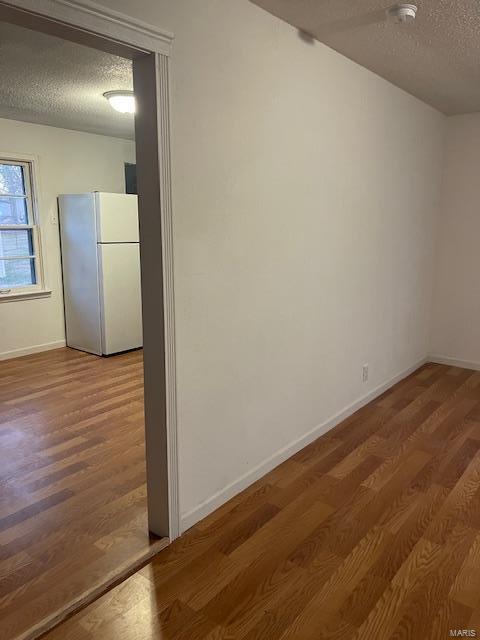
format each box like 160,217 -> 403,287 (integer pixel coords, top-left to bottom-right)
98,243 -> 143,355
95,193 -> 139,243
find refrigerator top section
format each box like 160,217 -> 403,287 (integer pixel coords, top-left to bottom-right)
95,193 -> 139,244
58,192 -> 140,244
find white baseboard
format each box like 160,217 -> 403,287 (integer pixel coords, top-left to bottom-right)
428,354 -> 480,372
180,356 -> 428,533
0,340 -> 66,361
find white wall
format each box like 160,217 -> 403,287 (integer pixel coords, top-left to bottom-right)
79,0 -> 447,528
430,114 -> 480,367
0,118 -> 135,359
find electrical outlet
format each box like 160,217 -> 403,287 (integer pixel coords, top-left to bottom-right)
362,364 -> 369,383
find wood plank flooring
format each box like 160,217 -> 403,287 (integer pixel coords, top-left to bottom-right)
43,362 -> 480,639
0,347 -> 159,640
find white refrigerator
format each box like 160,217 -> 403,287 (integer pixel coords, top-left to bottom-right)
58,192 -> 143,356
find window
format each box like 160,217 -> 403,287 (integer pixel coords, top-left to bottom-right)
0,158 -> 46,297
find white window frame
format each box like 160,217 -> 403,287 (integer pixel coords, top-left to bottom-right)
0,155 -> 50,302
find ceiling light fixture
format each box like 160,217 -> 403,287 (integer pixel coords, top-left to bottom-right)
387,3 -> 418,24
103,90 -> 135,114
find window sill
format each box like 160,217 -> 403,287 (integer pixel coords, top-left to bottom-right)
0,289 -> 52,303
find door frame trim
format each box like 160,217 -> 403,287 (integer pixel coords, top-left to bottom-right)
0,0 -> 180,541
0,0 -> 173,54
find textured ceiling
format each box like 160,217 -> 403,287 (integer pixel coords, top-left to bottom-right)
251,0 -> 480,115
0,21 -> 134,139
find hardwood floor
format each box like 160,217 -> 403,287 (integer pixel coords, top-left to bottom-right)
42,362 -> 480,639
0,347 -> 161,640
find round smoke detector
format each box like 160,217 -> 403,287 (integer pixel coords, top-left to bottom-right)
387,3 -> 418,24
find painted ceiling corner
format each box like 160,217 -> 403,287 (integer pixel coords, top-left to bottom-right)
251,0 -> 480,116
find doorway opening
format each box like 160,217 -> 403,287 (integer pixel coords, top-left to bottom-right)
0,3 -> 177,639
